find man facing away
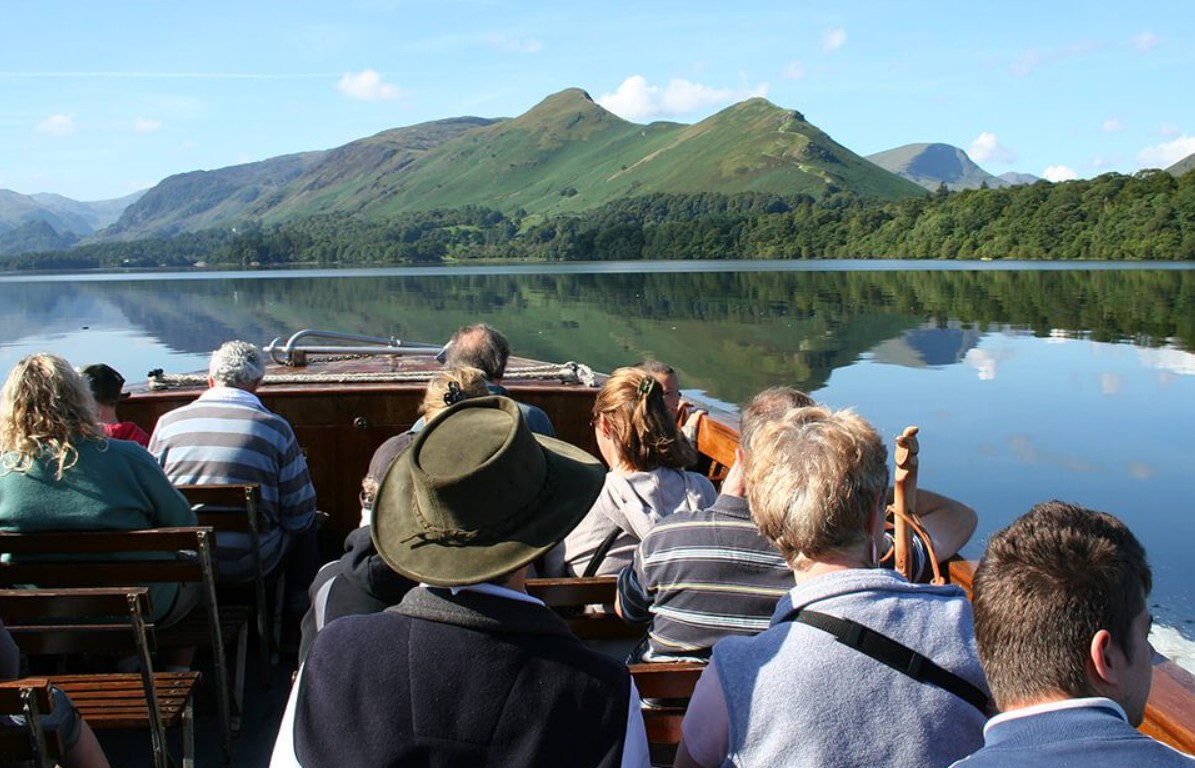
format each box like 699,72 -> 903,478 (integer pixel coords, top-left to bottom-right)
148,340 -> 318,603
271,396 -> 649,767
952,500 -> 1194,767
439,323 -> 555,436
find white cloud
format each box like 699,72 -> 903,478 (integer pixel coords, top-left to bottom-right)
1043,165 -> 1079,182
1102,118 -> 1123,133
597,76 -> 768,122
782,61 -> 805,80
822,28 -> 846,52
132,117 -> 162,134
36,113 -> 75,136
485,34 -> 542,54
1138,135 -> 1195,168
1132,31 -> 1160,52
1091,154 -> 1121,170
1161,122 -> 1181,138
968,132 -> 1017,164
336,69 -> 402,101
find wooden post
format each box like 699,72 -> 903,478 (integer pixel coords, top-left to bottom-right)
892,426 -> 919,580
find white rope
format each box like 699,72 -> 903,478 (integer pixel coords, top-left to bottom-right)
147,361 -> 599,391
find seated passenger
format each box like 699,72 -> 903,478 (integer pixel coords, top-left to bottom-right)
435,323 -> 555,437
273,396 -> 649,767
2,618 -> 110,768
298,367 -> 489,663
546,367 -> 717,577
614,388 -> 813,661
0,353 -> 199,627
952,501 -> 1195,767
636,359 -> 701,433
148,340 -> 318,614
78,363 -> 150,447
675,405 -> 989,768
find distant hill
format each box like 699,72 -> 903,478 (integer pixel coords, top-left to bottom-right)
1167,153 -> 1195,177
97,89 -> 924,241
998,171 -> 1041,186
0,188 -> 147,255
866,143 -> 1008,191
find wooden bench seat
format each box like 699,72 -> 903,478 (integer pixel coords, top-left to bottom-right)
0,677 -> 62,767
630,661 -> 706,767
0,587 -> 201,768
525,576 -> 644,641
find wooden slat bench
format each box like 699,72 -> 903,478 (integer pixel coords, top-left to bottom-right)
526,576 -> 645,641
0,587 -> 200,768
630,661 -> 706,767
0,526 -> 238,763
0,676 -> 62,767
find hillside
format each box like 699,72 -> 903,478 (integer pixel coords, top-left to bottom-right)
96,89 -> 923,240
867,142 -> 1008,191
1168,152 -> 1195,177
0,188 -> 147,255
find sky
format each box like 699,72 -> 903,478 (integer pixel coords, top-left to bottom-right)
3,1 -> 1194,202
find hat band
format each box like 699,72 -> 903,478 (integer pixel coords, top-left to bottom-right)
400,459 -> 559,548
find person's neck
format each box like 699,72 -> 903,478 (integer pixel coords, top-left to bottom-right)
792,548 -> 872,584
95,403 -> 119,424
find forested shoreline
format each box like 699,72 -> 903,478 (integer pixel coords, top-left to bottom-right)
3,168 -> 1193,271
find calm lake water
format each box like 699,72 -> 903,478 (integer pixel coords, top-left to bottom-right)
2,260 -> 1193,661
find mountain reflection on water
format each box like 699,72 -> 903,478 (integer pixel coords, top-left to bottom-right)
1,263 -> 1194,652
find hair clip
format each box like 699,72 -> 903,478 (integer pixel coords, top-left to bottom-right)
637,377 -> 656,399
443,381 -> 466,406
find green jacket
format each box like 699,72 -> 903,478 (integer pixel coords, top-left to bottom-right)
0,437 -> 196,621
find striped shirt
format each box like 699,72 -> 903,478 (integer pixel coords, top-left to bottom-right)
148,386 -> 316,579
617,494 -> 793,660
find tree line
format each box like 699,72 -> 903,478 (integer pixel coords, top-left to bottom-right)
2,168 -> 1192,270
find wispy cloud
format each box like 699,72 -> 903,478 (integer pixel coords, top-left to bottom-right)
336,69 -> 402,101
782,61 -> 805,81
1010,49 -> 1041,77
485,34 -> 542,54
597,75 -> 768,121
132,117 -> 162,134
968,132 -> 1017,164
1010,41 -> 1100,77
1131,31 -> 1160,52
0,71 -> 336,80
1138,135 -> 1195,168
36,114 -> 74,136
1043,165 -> 1078,181
822,28 -> 846,52
1102,118 -> 1124,133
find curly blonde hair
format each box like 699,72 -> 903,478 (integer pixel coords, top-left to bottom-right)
0,353 -> 103,479
593,366 -> 695,471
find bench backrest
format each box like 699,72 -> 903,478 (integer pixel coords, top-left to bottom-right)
628,661 -> 706,767
525,576 -> 644,641
0,677 -> 60,767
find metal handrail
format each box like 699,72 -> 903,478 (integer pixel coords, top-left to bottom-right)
264,329 -> 442,366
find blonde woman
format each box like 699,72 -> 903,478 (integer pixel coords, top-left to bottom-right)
0,353 -> 198,626
299,366 -> 490,662
548,367 -> 717,577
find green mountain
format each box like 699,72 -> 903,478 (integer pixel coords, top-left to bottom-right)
867,142 -> 1009,191
98,89 -> 923,240
1167,152 -> 1195,177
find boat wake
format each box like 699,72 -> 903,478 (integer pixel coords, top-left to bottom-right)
1151,624 -> 1195,675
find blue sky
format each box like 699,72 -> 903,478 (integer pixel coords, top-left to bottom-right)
3,1 -> 1193,201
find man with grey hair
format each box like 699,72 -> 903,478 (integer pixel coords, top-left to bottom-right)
440,323 -> 555,436
149,340 -> 318,598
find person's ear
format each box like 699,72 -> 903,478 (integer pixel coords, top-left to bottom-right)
1089,629 -> 1120,688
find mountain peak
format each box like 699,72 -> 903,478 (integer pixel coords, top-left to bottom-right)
867,142 -> 1007,191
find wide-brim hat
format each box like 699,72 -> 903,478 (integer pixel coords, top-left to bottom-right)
372,395 -> 605,586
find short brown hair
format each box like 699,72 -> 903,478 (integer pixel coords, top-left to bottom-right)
972,501 -> 1152,709
593,366 -> 695,471
747,405 -> 887,568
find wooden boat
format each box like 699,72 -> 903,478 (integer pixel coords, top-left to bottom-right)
119,328 -> 1195,757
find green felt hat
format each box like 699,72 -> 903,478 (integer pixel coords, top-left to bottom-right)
372,395 -> 605,586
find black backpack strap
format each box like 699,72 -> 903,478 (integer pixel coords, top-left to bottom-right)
783,608 -> 990,714
582,527 -> 623,578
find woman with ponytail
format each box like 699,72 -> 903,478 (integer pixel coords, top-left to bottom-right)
547,367 -> 717,577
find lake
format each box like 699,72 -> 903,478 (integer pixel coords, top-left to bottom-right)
2,260 -> 1193,664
